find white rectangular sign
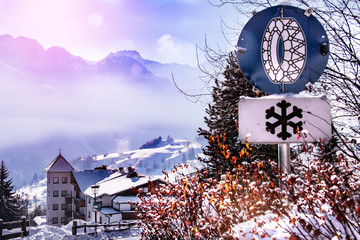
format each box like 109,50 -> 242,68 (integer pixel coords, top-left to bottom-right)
238,95 -> 332,143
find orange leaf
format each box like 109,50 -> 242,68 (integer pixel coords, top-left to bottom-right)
240,149 -> 247,158
170,202 -> 176,212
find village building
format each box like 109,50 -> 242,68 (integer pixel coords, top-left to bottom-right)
44,152 -> 163,226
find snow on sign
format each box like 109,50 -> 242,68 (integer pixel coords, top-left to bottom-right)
238,96 -> 331,143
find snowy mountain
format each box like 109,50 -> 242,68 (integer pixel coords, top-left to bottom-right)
95,50 -> 155,79
70,137 -> 203,174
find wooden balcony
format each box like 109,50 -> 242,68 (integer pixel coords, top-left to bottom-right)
65,210 -> 72,218
74,198 -> 85,208
74,212 -> 85,221
65,196 -> 72,204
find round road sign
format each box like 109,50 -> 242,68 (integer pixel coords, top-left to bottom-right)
236,5 -> 329,94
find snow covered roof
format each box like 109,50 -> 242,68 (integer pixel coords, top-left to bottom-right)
33,216 -> 47,226
113,196 -> 140,204
44,154 -> 74,173
84,171 -> 163,197
100,207 -> 121,215
73,169 -> 117,192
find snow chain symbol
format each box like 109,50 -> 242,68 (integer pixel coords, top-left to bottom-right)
262,17 -> 306,84
265,100 -> 303,140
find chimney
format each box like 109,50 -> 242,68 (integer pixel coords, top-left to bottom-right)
94,165 -> 107,170
127,167 -> 137,178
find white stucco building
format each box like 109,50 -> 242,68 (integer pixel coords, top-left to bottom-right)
44,153 -> 164,226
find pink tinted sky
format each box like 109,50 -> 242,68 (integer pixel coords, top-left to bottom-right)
0,0 -> 238,66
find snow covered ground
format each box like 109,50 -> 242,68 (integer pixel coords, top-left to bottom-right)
26,220 -> 140,239
20,216 -> 292,240
21,216 -> 295,239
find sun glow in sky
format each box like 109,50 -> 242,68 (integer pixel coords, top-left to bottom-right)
0,0 -> 237,65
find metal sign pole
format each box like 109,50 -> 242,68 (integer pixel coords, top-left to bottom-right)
278,143 -> 290,174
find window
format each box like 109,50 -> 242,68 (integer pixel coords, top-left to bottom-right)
88,197 -> 91,204
53,190 -> 59,197
88,211 -> 90,218
48,177 -> 50,183
62,177 -> 67,184
61,217 -> 67,224
53,204 -> 58,210
61,204 -> 67,210
52,217 -> 58,224
61,190 -> 67,197
53,177 -> 59,184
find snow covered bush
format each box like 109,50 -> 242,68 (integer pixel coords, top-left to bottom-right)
137,165 -> 233,239
137,134 -> 360,239
279,140 -> 360,239
136,136 -> 289,239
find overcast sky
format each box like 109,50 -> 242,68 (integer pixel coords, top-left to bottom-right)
0,0 -> 239,66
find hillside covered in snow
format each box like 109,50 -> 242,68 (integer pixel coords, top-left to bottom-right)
70,136 -> 203,175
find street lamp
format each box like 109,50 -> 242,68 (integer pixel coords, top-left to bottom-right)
91,184 -> 100,232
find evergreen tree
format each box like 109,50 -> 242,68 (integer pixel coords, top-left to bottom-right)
182,153 -> 187,163
32,172 -> 38,184
0,161 -> 21,221
199,52 -> 277,178
187,147 -> 195,160
152,159 -> 159,169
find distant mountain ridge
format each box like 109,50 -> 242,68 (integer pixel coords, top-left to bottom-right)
0,34 -> 196,83
0,35 -> 87,74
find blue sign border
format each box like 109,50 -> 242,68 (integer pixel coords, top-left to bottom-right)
237,5 -> 329,94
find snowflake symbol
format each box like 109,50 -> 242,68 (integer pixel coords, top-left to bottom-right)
265,100 -> 303,140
